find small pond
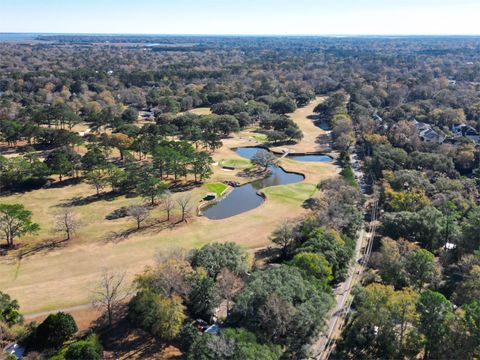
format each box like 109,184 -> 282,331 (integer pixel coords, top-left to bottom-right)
236,147 -> 332,163
202,147 -> 331,220
202,148 -> 304,220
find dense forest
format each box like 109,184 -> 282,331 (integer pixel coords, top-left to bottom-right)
1,35 -> 480,359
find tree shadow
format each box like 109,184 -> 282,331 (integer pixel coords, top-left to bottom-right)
237,167 -> 270,179
17,238 -> 71,259
253,246 -> 282,268
102,217 -> 182,244
169,181 -> 199,193
58,191 -> 118,208
95,313 -> 166,359
46,177 -> 83,189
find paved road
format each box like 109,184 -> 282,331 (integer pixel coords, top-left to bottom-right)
24,303 -> 94,320
309,149 -> 369,359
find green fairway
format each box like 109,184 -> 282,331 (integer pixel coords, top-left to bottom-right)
219,158 -> 252,169
204,182 -> 229,196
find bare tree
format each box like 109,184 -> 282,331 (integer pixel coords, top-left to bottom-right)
148,248 -> 193,300
53,209 -> 81,241
127,204 -> 150,230
270,220 -> 296,258
176,195 -> 192,223
251,149 -> 277,171
215,268 -> 244,316
91,269 -> 130,327
162,192 -> 175,222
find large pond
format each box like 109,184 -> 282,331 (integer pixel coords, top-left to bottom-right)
202,147 -> 331,220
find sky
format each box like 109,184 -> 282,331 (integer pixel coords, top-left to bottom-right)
1,0 -> 480,36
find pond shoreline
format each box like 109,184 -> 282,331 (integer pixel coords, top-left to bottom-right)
200,146 -> 329,220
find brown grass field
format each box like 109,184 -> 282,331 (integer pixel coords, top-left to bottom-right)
0,98 -> 338,314
270,96 -> 330,154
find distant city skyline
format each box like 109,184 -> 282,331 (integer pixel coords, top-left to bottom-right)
1,0 -> 479,36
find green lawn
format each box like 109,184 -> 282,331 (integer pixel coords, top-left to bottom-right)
263,182 -> 318,206
219,158 -> 252,169
253,133 -> 268,142
204,183 -> 229,196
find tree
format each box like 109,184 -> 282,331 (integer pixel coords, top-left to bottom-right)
65,334 -> 103,360
85,167 -> 109,196
0,292 -> 23,326
405,249 -> 439,289
215,268 -> 244,316
0,203 -> 40,248
460,206 -> 480,254
297,227 -> 353,282
335,284 -> 420,359
251,149 -> 277,171
190,242 -> 248,278
388,288 -> 420,357
53,209 -> 81,241
188,275 -> 219,320
462,300 -> 480,358
271,97 -> 297,114
192,151 -> 213,183
416,290 -> 454,359
128,290 -> 186,341
233,265 -> 333,354
121,107 -> 139,123
440,201 -> 461,250
35,312 -> 78,349
176,194 -> 192,222
126,205 -> 150,230
108,133 -> 133,161
81,146 -> 107,171
453,265 -> 480,305
91,270 -> 130,327
270,221 -> 296,259
374,237 -> 409,288
136,175 -> 168,206
137,248 -> 193,300
162,192 -> 175,222
45,147 -> 81,181
289,252 -> 333,287
188,328 -> 282,360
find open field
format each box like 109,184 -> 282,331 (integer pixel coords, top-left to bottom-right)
270,96 -> 331,154
188,107 -> 212,115
0,99 -> 338,314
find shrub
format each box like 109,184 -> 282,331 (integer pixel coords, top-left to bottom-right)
65,334 -> 103,360
35,312 -> 77,349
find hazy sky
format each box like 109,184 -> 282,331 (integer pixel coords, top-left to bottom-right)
1,0 -> 479,35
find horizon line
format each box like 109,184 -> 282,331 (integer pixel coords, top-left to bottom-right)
1,32 -> 480,37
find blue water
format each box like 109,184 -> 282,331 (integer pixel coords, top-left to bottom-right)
202,148 -> 304,220
0,33 -> 40,41
236,146 -> 332,163
288,154 -> 332,162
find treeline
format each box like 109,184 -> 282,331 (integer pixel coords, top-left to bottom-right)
329,55 -> 480,358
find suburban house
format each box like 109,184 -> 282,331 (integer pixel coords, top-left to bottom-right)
451,124 -> 480,145
412,119 -> 446,144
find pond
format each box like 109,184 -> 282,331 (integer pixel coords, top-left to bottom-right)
201,148 -> 304,220
202,147 -> 332,220
236,147 -> 332,163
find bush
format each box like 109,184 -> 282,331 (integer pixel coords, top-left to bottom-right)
340,166 -> 357,187
178,323 -> 201,352
35,312 -> 77,349
105,206 -> 129,220
64,334 -> 102,360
